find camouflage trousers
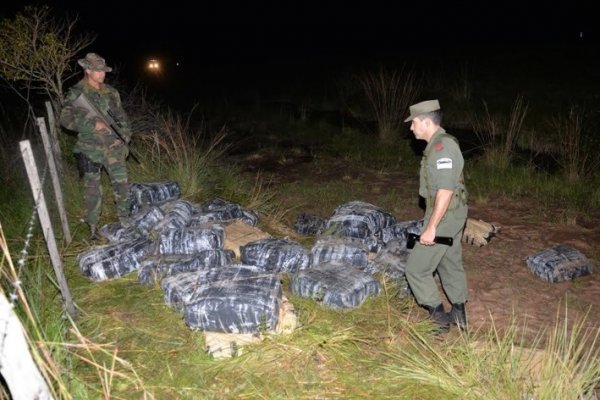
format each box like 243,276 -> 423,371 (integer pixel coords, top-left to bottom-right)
80,145 -> 130,226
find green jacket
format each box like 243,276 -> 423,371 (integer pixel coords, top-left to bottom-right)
60,79 -> 131,161
419,128 -> 468,219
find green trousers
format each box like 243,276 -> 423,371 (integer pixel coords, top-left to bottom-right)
82,144 -> 130,226
405,209 -> 468,308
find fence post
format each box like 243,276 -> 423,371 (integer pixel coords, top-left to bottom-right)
19,140 -> 77,320
0,292 -> 54,400
36,117 -> 71,245
44,101 -> 64,176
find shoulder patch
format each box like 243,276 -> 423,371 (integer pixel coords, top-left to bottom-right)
436,157 -> 453,170
434,142 -> 444,151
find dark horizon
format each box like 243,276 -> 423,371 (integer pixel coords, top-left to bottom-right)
2,1 -> 599,112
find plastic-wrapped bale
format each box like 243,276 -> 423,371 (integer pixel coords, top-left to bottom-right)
99,206 -> 165,242
365,239 -> 410,279
291,263 -> 380,308
129,181 -> 181,214
99,222 -> 141,243
153,200 -> 194,232
323,201 -> 397,251
293,213 -> 326,236
240,238 -> 310,273
78,238 -> 157,281
162,264 -> 267,312
381,219 -> 424,246
184,264 -> 281,333
525,245 -> 594,283
162,272 -> 199,312
191,198 -> 259,227
159,225 -> 225,255
139,250 -> 235,285
310,237 -> 369,270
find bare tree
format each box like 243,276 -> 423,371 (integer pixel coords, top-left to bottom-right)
0,5 -> 95,116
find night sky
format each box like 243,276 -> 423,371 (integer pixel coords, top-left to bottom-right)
1,1 -> 595,105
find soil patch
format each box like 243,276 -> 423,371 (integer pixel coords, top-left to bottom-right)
236,152 -> 600,343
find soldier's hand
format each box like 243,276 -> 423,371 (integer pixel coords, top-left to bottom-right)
420,228 -> 436,246
95,120 -> 110,132
109,139 -> 123,148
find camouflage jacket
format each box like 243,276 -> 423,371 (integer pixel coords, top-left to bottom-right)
60,79 -> 131,158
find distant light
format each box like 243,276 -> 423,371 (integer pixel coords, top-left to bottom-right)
147,59 -> 160,72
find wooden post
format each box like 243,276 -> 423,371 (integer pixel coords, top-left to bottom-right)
19,140 -> 77,320
0,292 -> 54,400
44,101 -> 64,176
36,117 -> 72,245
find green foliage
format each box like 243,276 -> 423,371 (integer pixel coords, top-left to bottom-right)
0,5 -> 94,110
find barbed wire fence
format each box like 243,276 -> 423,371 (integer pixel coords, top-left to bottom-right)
0,132 -> 58,400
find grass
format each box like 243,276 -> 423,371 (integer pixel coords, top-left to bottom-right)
2,52 -> 600,398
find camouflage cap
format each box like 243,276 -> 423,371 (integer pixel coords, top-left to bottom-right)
404,99 -> 440,122
77,53 -> 112,72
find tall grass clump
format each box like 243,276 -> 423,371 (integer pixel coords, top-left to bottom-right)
132,107 -> 227,201
551,106 -> 600,183
357,66 -> 420,144
1,214 -> 153,398
381,308 -> 600,399
471,95 -> 528,169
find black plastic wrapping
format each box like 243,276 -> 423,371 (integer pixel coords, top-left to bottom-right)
293,213 -> 326,236
138,250 -> 235,285
381,219 -> 424,246
291,263 -> 380,308
78,238 -> 157,281
129,181 -> 181,214
525,245 -> 593,283
162,271 -> 200,312
365,239 -> 410,279
153,200 -> 194,232
158,225 -> 225,255
240,238 -> 310,273
190,198 -> 259,227
100,206 -> 165,242
322,201 -> 397,251
183,264 -> 281,333
310,237 -> 369,269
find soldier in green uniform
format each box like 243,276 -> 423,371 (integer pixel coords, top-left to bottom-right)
60,53 -> 132,239
404,100 -> 468,333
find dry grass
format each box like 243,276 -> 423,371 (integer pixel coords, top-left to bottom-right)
357,66 -> 420,144
551,106 -> 600,183
471,95 -> 528,169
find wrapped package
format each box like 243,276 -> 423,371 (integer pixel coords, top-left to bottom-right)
184,264 -> 281,333
129,181 -> 180,214
525,245 -> 593,283
138,250 -> 235,285
310,237 -> 369,269
291,263 -> 380,308
78,238 -> 157,281
159,225 -> 225,255
240,238 -> 310,273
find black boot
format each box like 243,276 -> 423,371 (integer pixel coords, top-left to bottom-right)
423,304 -> 451,334
449,303 -> 467,331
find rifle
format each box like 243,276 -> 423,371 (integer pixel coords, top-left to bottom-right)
407,233 -> 453,249
72,92 -> 141,164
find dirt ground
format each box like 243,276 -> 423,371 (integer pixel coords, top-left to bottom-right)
240,151 -> 600,343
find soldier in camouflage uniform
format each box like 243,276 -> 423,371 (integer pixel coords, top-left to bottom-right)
403,100 -> 469,333
60,53 -> 132,239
